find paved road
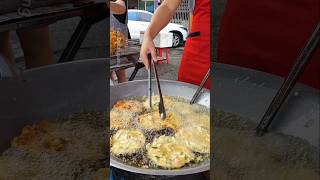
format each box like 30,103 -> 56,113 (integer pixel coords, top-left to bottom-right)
124,46 -> 184,81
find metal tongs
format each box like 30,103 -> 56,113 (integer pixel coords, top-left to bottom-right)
190,69 -> 210,104
256,22 -> 320,136
148,54 -> 166,120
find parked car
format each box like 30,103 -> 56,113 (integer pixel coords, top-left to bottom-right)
127,9 -> 188,47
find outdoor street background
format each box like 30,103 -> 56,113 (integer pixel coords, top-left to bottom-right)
10,17 -> 183,81
9,0 -> 226,81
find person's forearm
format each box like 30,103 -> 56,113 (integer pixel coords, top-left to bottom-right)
145,0 -> 181,39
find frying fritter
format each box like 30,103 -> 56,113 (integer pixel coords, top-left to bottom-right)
175,126 -> 210,154
143,96 -> 174,111
138,111 -> 182,131
111,129 -> 146,156
184,113 -> 210,130
12,120 -> 68,152
110,108 -> 135,130
113,100 -> 145,114
138,111 -> 164,131
146,135 -> 195,169
170,101 -> 198,115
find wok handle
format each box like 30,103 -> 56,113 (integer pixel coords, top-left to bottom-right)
256,22 -> 320,136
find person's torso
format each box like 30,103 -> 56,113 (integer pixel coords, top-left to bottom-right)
190,0 -> 210,37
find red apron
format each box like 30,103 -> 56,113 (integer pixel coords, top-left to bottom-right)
178,0 -> 211,89
218,0 -> 320,89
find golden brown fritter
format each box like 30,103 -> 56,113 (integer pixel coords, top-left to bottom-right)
110,30 -> 126,56
146,136 -> 195,169
175,126 -> 210,154
110,108 -> 135,130
138,111 -> 182,131
111,129 -> 146,156
113,100 -> 145,114
12,120 -> 68,152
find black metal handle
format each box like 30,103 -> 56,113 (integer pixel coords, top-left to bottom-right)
256,22 -> 320,136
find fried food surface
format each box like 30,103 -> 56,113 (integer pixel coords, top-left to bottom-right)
113,100 -> 145,114
146,136 -> 195,169
143,96 -> 174,111
138,111 -> 182,131
110,30 -> 126,56
184,113 -> 210,130
110,108 -> 135,130
175,126 -> 210,154
110,96 -> 210,169
111,129 -> 146,156
12,120 -> 68,152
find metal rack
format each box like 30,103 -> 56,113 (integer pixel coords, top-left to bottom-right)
110,39 -> 141,81
110,39 -> 167,81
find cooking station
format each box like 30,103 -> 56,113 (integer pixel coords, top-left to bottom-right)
110,40 -> 141,81
109,22 -> 320,179
0,0 -> 318,178
110,39 -> 168,82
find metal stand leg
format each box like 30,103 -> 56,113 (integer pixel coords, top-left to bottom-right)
128,62 -> 145,81
256,22 -> 320,136
58,6 -> 108,63
58,17 -> 93,63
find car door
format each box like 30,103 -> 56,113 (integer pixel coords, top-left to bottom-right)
127,11 -> 140,39
137,11 -> 152,31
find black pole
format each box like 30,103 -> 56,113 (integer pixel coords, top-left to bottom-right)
256,22 -> 320,136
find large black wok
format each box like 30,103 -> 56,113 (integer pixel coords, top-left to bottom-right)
0,59 -> 107,152
212,63 -> 319,148
110,80 -> 210,176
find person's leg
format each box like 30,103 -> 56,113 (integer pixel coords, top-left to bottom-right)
115,69 -> 127,83
0,31 -> 15,63
17,26 -> 54,69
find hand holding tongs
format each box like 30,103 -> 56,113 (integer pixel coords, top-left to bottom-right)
148,54 -> 166,120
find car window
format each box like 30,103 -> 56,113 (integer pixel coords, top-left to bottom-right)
137,12 -> 152,22
128,12 -> 138,21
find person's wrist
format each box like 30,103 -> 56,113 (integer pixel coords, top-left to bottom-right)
144,31 -> 153,41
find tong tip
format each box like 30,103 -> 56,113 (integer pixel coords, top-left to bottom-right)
160,113 -> 166,120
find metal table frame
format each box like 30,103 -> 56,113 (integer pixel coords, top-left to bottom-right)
0,1 -> 108,63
